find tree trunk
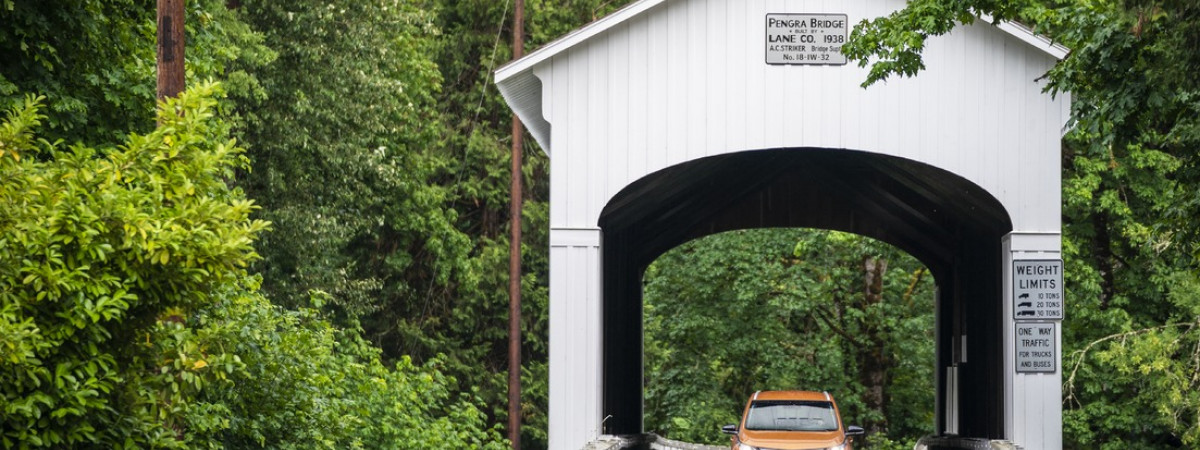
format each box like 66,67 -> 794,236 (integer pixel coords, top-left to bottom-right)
156,0 -> 185,101
859,257 -> 891,434
1092,210 -> 1115,310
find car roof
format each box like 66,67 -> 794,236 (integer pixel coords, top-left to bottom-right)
752,390 -> 833,402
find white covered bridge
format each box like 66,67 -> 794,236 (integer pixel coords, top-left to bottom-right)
496,0 -> 1070,448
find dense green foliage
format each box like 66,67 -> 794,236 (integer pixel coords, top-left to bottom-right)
643,230 -> 935,447
228,0 -> 526,445
0,84 -> 506,448
229,1 -> 633,447
0,0 -> 268,146
847,0 -> 1200,447
185,287 -> 505,449
0,84 -> 264,447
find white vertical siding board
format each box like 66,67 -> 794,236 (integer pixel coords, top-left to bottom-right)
1020,49 -> 1039,230
585,244 -> 603,438
566,46 -> 590,228
1035,51 -> 1055,231
1015,41 -> 1033,230
725,0 -> 747,152
665,0 -> 687,168
895,76 -> 919,163
685,0 -> 706,160
745,0 -> 767,151
781,67 -> 799,147
813,65 -> 832,147
628,15 -> 651,181
949,28 -> 967,178
680,0 -> 694,159
548,57 -> 568,229
839,67 -> 857,150
918,32 -> 941,169
1023,48 -> 1045,230
982,23 -> 1005,198
958,25 -> 981,189
1042,56 -> 1063,232
587,37 -> 610,228
547,246 -> 566,450
571,245 -> 586,442
854,0 -> 880,154
1001,36 -> 1024,229
740,0 -> 755,151
646,7 -> 669,176
707,0 -> 728,156
563,246 -> 581,448
609,23 -> 631,204
761,0 -> 783,148
578,245 -> 594,448
1047,78 -> 1065,231
918,31 -> 943,164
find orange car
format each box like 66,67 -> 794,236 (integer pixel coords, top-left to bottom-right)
720,390 -> 864,450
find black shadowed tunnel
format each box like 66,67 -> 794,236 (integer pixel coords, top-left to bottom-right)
596,148 -> 1013,439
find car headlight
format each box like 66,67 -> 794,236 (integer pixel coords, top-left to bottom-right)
826,444 -> 846,450
736,444 -> 757,450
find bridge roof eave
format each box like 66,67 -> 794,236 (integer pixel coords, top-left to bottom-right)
496,66 -> 553,155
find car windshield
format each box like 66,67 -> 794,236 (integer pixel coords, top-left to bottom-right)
744,400 -> 839,432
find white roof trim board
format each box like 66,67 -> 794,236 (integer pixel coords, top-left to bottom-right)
978,13 -> 1069,60
496,0 -> 670,82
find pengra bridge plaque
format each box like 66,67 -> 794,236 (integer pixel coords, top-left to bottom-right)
766,13 -> 848,65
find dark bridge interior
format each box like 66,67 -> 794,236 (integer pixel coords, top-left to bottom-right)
597,148 -> 1013,439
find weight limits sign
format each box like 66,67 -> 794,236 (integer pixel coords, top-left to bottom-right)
766,14 -> 848,65
1013,259 -> 1063,320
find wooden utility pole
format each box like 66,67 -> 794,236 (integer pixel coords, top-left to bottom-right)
156,0 -> 185,100
508,0 -> 526,448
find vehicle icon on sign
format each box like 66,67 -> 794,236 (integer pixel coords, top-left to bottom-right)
1018,293 -> 1031,299
1017,302 -> 1032,308
1017,310 -> 1036,317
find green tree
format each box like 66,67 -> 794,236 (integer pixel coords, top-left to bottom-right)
183,288 -> 507,449
846,1 -> 1200,446
643,229 -> 935,446
0,0 -> 270,146
423,1 -> 636,445
232,1 -> 636,447
0,85 -> 266,447
0,84 -> 507,448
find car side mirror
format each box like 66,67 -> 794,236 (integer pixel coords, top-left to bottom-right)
721,424 -> 739,435
846,425 -> 865,436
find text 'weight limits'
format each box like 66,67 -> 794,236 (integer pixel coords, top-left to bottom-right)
1013,259 -> 1064,320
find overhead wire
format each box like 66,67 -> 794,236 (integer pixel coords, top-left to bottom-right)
473,0 -> 514,128
456,0 -> 513,188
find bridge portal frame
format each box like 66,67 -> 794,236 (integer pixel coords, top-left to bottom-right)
497,1 -> 1070,449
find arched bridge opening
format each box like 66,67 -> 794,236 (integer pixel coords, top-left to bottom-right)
597,148 -> 1013,439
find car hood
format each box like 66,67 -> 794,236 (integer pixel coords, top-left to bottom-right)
739,429 -> 845,449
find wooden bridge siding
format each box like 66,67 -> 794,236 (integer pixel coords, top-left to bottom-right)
526,1 -> 1069,448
